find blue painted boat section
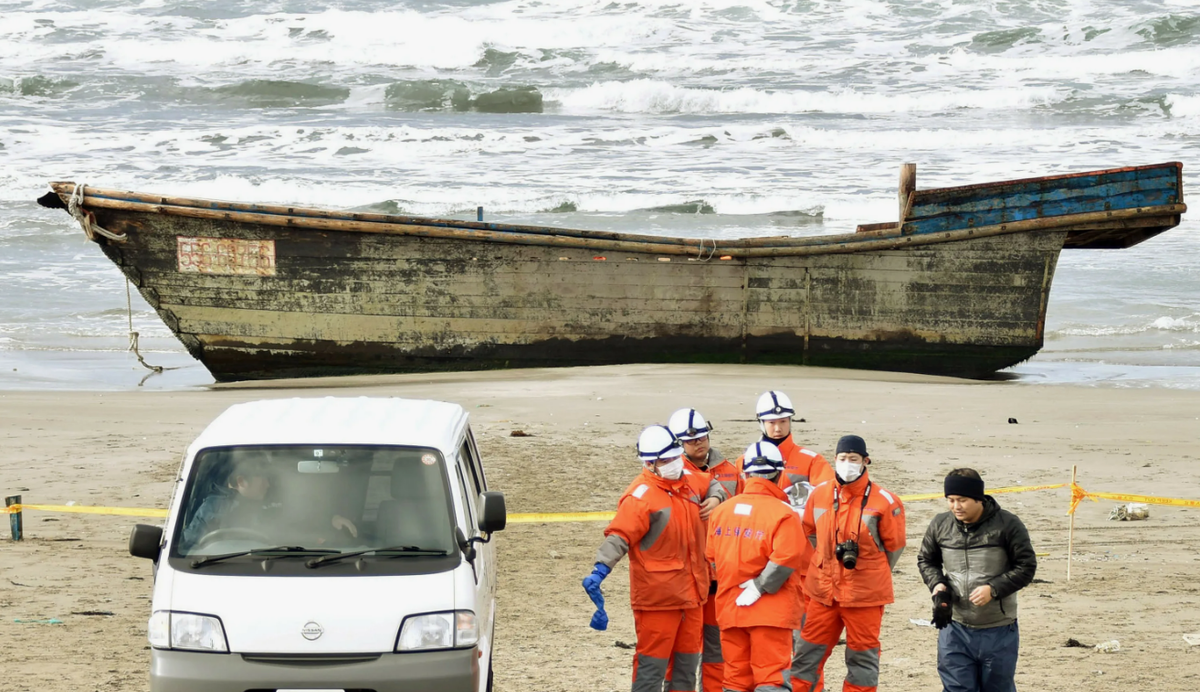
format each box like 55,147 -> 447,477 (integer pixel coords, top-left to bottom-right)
904,164 -> 1182,235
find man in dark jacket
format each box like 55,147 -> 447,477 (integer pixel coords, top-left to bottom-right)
917,468 -> 1036,692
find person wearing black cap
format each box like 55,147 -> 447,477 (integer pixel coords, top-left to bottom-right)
917,468 -> 1037,692
790,435 -> 906,692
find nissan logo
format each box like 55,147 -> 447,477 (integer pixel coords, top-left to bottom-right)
301,622 -> 323,641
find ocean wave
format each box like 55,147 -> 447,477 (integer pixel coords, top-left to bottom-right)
1134,13 -> 1200,48
1165,93 -> 1200,117
548,80 -> 1064,115
1051,314 -> 1200,337
0,74 -> 80,97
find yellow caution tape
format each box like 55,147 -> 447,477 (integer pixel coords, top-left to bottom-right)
8,482 -> 1195,525
1068,483 -> 1200,515
509,511 -> 615,524
2,503 -> 167,518
900,482 -> 1067,503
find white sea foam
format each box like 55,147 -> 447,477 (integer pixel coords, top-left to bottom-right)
1165,94 -> 1200,118
549,80 -> 1064,115
1053,314 -> 1200,338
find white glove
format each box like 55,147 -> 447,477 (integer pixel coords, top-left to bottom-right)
735,579 -> 762,607
785,481 -> 815,519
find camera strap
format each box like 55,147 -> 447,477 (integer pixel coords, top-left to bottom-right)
834,482 -> 872,544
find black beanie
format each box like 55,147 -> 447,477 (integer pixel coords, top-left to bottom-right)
944,474 -> 985,502
835,435 -> 868,458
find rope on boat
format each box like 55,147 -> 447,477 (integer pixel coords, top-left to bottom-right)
695,237 -> 717,261
67,183 -> 126,242
125,279 -> 179,382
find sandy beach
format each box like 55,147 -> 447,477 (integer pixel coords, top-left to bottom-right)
2,363 -> 1200,691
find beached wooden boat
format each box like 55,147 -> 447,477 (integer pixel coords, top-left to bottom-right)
39,163 -> 1185,381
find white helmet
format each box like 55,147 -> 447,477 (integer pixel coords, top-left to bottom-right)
755,391 -> 795,421
667,408 -> 713,442
637,425 -> 683,462
742,441 -> 784,478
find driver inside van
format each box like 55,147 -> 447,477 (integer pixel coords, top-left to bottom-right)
182,454 -> 359,549
182,457 -> 277,548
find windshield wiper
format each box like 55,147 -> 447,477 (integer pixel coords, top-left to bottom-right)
306,545 -> 449,568
191,546 -> 337,568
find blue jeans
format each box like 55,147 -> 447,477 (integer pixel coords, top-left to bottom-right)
937,620 -> 1019,692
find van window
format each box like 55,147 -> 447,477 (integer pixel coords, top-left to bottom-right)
459,439 -> 483,495
171,445 -> 457,571
466,429 -> 487,491
453,461 -> 476,531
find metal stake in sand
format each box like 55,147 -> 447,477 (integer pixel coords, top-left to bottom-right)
6,494 -> 22,541
1067,465 -> 1077,581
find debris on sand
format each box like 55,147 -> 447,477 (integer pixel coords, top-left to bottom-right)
510,430 -> 533,437
1064,638 -> 1090,648
1109,503 -> 1149,521
614,641 -> 635,649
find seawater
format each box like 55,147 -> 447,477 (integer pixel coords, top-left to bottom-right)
1,0 -> 1197,390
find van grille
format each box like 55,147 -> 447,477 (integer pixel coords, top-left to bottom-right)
241,653 -> 381,666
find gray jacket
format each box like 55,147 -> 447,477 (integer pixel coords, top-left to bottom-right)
916,496 -> 1036,629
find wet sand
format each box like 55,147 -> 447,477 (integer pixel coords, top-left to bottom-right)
2,363 -> 1199,691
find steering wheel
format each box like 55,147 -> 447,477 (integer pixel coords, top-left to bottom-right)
194,527 -> 272,549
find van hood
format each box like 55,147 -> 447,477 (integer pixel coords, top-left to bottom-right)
168,570 -> 455,654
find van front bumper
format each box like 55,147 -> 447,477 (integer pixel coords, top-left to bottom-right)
150,647 -> 480,692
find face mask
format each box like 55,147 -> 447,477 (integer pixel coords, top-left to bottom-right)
657,457 -> 685,480
836,460 -> 863,483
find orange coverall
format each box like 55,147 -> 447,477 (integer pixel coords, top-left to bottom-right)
735,435 -> 834,682
706,477 -> 806,692
684,448 -> 738,692
792,471 -> 906,692
596,467 -> 710,692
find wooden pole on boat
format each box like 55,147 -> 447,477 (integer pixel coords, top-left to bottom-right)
1067,465 -> 1077,581
899,163 -> 916,228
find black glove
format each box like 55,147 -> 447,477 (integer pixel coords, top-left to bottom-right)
932,588 -> 953,630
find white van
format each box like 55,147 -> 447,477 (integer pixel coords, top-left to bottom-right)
129,397 -> 506,692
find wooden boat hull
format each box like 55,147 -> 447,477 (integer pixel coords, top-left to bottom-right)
42,163 -> 1184,381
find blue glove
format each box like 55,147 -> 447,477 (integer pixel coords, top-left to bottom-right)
582,563 -> 611,630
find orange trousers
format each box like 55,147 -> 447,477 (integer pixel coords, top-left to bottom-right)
720,625 -> 793,692
632,608 -> 703,692
701,591 -> 723,692
789,588 -> 824,692
791,600 -> 884,692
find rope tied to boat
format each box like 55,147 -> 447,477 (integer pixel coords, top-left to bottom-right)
67,183 -> 126,243
695,237 -> 717,261
125,278 -> 179,382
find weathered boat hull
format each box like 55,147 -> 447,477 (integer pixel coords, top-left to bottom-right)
42,163 -> 1184,381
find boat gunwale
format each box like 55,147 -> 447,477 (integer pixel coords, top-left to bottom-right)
908,161 -> 1183,203
50,174 -> 1185,258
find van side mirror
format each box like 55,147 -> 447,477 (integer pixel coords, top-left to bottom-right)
478,491 -> 507,533
129,524 -> 163,561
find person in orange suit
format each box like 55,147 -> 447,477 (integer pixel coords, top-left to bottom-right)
792,435 -> 906,692
583,425 -> 710,692
707,441 -> 806,692
670,407 -> 739,501
668,407 -> 735,692
738,391 -> 835,502
734,391 -> 835,688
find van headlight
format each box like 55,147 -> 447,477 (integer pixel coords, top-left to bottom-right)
396,611 -> 477,651
148,611 -> 229,652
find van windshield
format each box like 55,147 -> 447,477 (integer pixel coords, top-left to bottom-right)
172,445 -> 457,560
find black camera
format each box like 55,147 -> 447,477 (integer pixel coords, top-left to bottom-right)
835,540 -> 859,570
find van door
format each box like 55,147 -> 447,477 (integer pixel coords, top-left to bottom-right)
456,432 -> 494,669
